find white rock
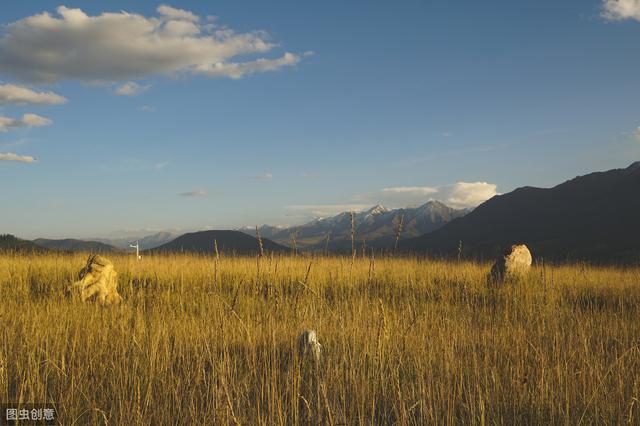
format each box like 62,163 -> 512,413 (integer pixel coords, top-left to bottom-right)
489,244 -> 532,284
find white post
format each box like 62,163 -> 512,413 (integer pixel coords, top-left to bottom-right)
129,241 -> 141,260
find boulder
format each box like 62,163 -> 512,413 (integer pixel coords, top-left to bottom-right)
67,255 -> 122,305
489,244 -> 532,284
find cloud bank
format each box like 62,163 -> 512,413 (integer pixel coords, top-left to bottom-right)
356,182 -> 499,209
0,5 -> 303,82
0,83 -> 67,105
603,0 -> 640,21
0,114 -> 52,132
0,152 -> 37,163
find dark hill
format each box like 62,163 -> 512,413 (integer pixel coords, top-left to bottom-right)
148,230 -> 289,255
0,234 -> 47,253
402,162 -> 640,262
33,238 -> 120,253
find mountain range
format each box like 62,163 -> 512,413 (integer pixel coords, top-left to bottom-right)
240,201 -> 468,252
90,231 -> 179,251
403,161 -> 640,262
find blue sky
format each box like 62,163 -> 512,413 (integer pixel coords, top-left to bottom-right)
1,0 -> 639,239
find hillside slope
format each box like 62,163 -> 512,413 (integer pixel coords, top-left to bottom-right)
33,238 -> 120,253
403,162 -> 640,262
0,234 -> 47,253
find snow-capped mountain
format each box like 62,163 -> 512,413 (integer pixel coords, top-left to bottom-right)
239,201 -> 468,252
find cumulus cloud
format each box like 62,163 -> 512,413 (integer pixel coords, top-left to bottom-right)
180,189 -> 207,197
115,82 -> 151,96
356,182 -> 499,209
0,5 -> 303,82
602,0 -> 640,21
0,113 -> 52,132
442,182 -> 499,208
0,83 -> 67,105
157,5 -> 199,22
287,204 -> 371,218
0,152 -> 37,163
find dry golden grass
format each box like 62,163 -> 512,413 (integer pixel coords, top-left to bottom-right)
1,252 -> 640,424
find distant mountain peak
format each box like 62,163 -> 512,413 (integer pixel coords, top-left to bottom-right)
367,205 -> 389,215
417,200 -> 448,211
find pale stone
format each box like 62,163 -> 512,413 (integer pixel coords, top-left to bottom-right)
67,255 -> 122,305
489,244 -> 532,284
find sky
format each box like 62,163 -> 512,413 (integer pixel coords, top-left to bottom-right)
1,0 -> 639,239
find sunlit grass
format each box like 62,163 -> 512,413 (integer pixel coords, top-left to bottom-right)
1,252 -> 639,424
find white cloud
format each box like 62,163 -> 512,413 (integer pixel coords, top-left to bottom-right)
0,152 -> 37,163
0,114 -> 52,132
356,182 -> 499,209
622,126 -> 640,141
22,114 -> 52,126
195,52 -> 301,79
603,0 -> 640,21
115,82 -> 151,96
180,189 -> 207,197
0,83 -> 67,105
442,182 -> 498,208
157,5 -> 200,22
287,204 -> 371,218
0,5 -> 303,82
139,105 -> 155,112
253,172 -> 273,180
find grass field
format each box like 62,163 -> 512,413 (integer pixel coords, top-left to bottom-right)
1,252 -> 640,425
